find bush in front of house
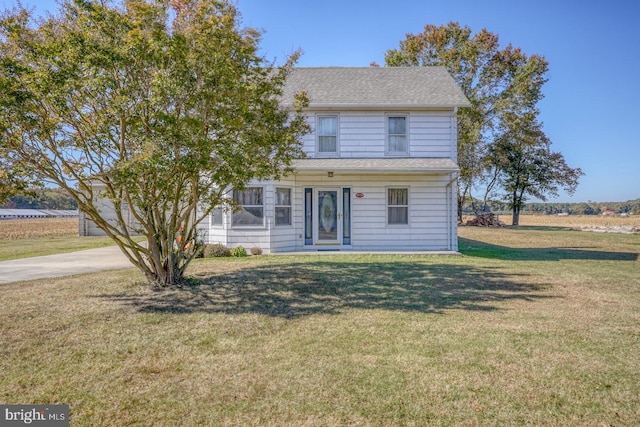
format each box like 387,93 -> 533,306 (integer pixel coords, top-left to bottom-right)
203,243 -> 231,258
230,245 -> 247,257
250,247 -> 263,256
195,245 -> 205,258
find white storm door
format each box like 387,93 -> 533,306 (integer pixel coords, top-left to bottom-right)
316,189 -> 341,244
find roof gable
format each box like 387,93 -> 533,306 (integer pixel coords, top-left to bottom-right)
281,67 -> 471,109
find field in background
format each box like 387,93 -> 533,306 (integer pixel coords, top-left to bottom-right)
0,218 -> 78,240
464,213 -> 639,228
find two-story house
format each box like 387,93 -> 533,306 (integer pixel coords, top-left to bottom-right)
204,67 -> 470,252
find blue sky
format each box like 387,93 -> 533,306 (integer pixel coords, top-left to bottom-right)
10,0 -> 640,202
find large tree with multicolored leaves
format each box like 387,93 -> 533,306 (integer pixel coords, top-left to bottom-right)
0,0 -> 310,286
385,22 -> 569,221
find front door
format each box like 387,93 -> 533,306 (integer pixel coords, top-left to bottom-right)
316,189 -> 341,245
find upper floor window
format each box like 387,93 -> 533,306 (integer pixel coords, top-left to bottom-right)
317,115 -> 338,154
232,187 -> 263,227
275,187 -> 292,226
387,188 -> 409,225
387,116 -> 408,154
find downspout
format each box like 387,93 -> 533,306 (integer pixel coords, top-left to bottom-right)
448,107 -> 460,251
451,107 -> 458,161
445,172 -> 459,251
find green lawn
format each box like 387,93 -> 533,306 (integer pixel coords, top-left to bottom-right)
1,226 -> 638,426
0,235 -> 116,261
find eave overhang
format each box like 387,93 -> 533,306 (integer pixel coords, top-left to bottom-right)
291,158 -> 459,174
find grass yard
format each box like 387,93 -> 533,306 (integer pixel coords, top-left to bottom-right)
0,233 -> 115,261
1,224 -> 639,425
0,218 -> 114,260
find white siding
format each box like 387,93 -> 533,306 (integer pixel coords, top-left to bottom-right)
349,175 -> 450,251
224,181 -> 270,251
290,173 -> 454,251
197,107 -> 459,252
339,112 -> 385,158
302,111 -> 454,158
409,112 -> 454,157
206,215 -> 228,246
301,115 -> 316,154
217,179 -> 299,253
205,175 -> 457,252
268,178 -> 298,252
79,186 -> 137,236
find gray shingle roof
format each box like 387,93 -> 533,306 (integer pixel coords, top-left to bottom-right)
281,67 -> 471,109
291,158 -> 459,173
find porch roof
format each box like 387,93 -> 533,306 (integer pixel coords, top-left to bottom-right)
291,158 -> 459,174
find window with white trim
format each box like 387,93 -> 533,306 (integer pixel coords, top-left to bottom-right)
387,188 -> 408,225
211,207 -> 223,227
232,187 -> 264,226
317,115 -> 338,154
275,187 -> 292,226
387,116 -> 408,154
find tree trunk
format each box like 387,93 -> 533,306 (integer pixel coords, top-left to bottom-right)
113,235 -> 194,288
457,181 -> 470,223
482,167 -> 501,212
512,206 -> 520,226
511,190 -> 520,225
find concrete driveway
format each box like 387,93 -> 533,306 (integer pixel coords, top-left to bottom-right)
0,245 -> 134,284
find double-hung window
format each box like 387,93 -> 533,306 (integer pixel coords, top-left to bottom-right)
387,116 -> 408,154
211,207 -> 223,227
317,115 -> 338,154
275,187 -> 292,226
232,187 -> 264,226
387,188 -> 409,225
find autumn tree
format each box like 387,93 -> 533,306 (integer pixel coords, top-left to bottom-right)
385,22 -> 550,220
0,0 -> 310,286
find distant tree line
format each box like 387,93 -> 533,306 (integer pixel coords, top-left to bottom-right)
462,198 -> 640,215
1,188 -> 77,210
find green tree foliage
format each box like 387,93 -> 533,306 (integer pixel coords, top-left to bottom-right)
525,200 -> 640,216
384,22 -> 558,220
0,0 -> 310,286
462,198 -> 640,216
1,142 -> 41,204
0,23 -> 39,205
0,161 -> 34,203
2,187 -> 78,209
487,114 -> 583,225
